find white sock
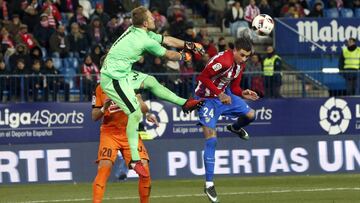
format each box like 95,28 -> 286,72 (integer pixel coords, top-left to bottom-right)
206,181 -> 214,188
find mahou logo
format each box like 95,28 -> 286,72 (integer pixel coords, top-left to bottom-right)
319,97 -> 352,135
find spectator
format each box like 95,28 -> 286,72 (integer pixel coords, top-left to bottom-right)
69,5 -> 89,32
168,4 -> 187,38
81,55 -> 99,101
88,17 -> 108,47
43,6 -> 58,29
0,27 -> 16,57
11,58 -> 29,101
42,0 -> 61,22
152,7 -> 168,33
309,2 -> 324,17
91,3 -> 110,26
217,37 -> 228,52
23,0 -> 41,33
0,0 -> 9,22
195,28 -> 208,43
339,38 -> 360,96
29,59 -> 44,101
68,22 -> 89,58
201,37 -> 217,58
120,16 -> 132,31
259,0 -> 274,17
0,60 -> 10,101
90,45 -> 104,68
33,13 -> 56,52
245,54 -> 264,97
5,14 -> 22,36
167,0 -> 186,18
29,46 -> 43,65
182,24 -> 196,42
281,0 -> 305,18
49,24 -> 70,58
225,1 -> 247,37
42,58 -> 69,101
263,46 -> 282,98
244,0 -> 260,27
106,16 -> 123,43
9,43 -> 30,71
15,24 -> 40,51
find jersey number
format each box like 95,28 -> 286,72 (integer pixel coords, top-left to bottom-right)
132,71 -> 139,80
203,107 -> 214,118
101,147 -> 112,158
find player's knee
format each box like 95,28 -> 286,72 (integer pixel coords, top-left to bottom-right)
246,109 -> 256,122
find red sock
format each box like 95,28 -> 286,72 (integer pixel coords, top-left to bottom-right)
93,165 -> 112,203
138,164 -> 151,203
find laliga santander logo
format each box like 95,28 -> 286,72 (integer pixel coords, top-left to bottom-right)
144,100 -> 168,138
319,97 -> 352,135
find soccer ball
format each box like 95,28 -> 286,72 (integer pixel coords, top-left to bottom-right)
252,14 -> 274,35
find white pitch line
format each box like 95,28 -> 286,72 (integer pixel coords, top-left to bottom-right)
17,187 -> 360,203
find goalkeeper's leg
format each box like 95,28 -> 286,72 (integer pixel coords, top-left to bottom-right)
142,75 -> 203,112
93,160 -> 112,203
143,75 -> 186,106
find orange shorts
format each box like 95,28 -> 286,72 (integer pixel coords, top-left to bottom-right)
96,130 -> 149,166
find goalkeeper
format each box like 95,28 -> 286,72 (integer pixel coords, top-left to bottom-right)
100,6 -> 204,177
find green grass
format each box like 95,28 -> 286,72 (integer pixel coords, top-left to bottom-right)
1,174 -> 360,203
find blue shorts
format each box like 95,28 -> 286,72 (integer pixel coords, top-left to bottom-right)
196,90 -> 251,129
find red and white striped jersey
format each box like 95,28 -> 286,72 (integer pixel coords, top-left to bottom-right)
195,50 -> 245,98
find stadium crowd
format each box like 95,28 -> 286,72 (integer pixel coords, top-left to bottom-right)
0,0 -> 359,102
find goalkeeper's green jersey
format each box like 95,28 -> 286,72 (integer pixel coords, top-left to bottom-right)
101,26 -> 166,78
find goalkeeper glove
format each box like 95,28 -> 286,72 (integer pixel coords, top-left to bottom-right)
184,41 -> 205,55
180,50 -> 192,62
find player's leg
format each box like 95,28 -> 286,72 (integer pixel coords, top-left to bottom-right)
93,135 -> 118,203
139,159 -> 151,203
197,98 -> 221,203
224,92 -> 255,140
100,75 -> 148,177
121,137 -> 151,203
130,71 -> 203,112
93,160 -> 113,203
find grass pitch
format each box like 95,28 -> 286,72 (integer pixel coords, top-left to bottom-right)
1,174 -> 360,203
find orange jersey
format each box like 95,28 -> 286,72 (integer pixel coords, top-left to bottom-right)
92,84 -> 128,132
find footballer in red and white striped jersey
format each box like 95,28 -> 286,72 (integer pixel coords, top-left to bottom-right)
195,50 -> 246,98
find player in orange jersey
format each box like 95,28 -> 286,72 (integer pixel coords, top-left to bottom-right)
92,84 -> 158,203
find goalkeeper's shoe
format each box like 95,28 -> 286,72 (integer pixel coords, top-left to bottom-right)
131,161 -> 149,177
182,97 -> 204,113
204,185 -> 220,203
226,125 -> 250,140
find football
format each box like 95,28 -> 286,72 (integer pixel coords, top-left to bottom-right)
252,14 -> 274,35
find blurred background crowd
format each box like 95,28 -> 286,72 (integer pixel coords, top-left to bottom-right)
0,0 -> 359,102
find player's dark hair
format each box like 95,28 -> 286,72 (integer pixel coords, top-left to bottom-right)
234,38 -> 253,52
131,6 -> 149,27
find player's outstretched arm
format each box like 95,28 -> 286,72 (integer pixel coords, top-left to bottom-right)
163,36 -> 186,48
164,50 -> 191,62
163,36 -> 205,55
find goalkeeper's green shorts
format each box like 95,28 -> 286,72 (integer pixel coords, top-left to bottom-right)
100,71 -> 148,115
